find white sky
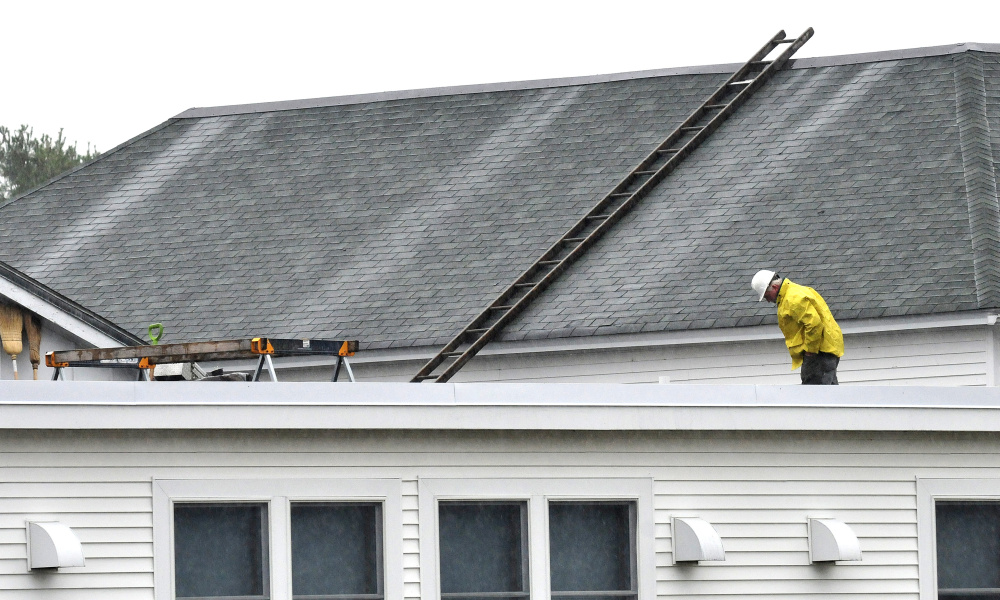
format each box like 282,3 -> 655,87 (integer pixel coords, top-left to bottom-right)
3,0 -> 999,153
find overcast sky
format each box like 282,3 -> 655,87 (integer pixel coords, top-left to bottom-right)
4,0 -> 999,153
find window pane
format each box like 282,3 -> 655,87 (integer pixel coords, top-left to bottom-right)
438,501 -> 528,599
174,503 -> 268,598
291,502 -> 382,598
937,501 -> 1000,591
549,502 -> 635,596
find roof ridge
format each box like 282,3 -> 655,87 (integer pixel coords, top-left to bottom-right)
954,51 -> 1000,307
173,43 -> 1000,120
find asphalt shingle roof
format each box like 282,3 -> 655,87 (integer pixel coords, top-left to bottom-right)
1,45 -> 998,351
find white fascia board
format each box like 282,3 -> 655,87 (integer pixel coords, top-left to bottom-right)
258,311 -> 1000,370
4,382 -> 1000,432
0,280 -> 123,348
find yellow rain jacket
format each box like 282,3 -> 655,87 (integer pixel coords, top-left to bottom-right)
775,279 -> 844,370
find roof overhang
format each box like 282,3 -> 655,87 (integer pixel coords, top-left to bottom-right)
4,382 -> 1000,432
0,262 -> 143,348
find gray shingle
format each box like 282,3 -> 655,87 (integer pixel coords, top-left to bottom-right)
0,50 -> 998,353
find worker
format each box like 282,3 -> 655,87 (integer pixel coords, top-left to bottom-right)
751,270 -> 844,385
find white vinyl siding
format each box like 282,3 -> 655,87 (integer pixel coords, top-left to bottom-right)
5,429 -> 1000,598
328,325 -> 991,386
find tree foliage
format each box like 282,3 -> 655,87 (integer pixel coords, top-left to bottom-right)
0,125 -> 99,202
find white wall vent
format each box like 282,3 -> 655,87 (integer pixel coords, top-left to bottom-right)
808,518 -> 862,563
27,522 -> 85,570
671,517 -> 725,563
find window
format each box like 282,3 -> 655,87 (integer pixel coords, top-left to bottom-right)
420,478 -> 653,600
438,502 -> 529,600
935,501 -> 1000,599
917,478 -> 1000,600
174,503 -> 269,599
549,502 -> 637,600
154,479 -> 403,600
291,502 -> 383,599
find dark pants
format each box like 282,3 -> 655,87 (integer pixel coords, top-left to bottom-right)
801,352 -> 839,385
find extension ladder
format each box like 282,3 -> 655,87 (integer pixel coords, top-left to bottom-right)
412,29 -> 813,383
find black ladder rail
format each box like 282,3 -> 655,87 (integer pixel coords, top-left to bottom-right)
412,28 -> 813,383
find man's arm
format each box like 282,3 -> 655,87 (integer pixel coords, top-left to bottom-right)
794,301 -> 824,355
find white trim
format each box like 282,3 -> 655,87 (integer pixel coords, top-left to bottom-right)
0,281 -> 123,348
916,478 -> 1000,600
418,477 -> 654,600
989,319 -> 1000,386
153,478 -> 403,600
7,382 -> 1000,432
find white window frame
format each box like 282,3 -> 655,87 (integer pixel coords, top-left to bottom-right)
917,477 -> 1000,599
153,478 -> 403,600
418,478 -> 655,600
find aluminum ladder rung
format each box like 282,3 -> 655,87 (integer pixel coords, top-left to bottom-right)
538,260 -> 561,266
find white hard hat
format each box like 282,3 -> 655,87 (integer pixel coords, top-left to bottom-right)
751,269 -> 777,301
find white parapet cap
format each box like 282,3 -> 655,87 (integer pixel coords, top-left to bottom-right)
4,382 -> 1000,432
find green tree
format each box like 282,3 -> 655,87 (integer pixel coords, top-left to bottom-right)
0,125 -> 99,202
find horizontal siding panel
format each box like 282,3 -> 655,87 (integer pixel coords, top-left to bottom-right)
0,527 -> 150,545
655,480 -> 917,495
0,483 -> 150,497
661,596 -> 917,600
656,564 -> 918,581
654,495 -> 915,510
0,572 -> 151,589
0,498 -> 150,513
0,514 -> 151,529
0,542 -> 150,560
0,556 -> 150,575
11,447 -> 1000,468
656,579 -> 918,594
653,509 -> 915,524
3,590 -> 151,600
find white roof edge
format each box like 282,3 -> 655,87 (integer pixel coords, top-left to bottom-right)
0,279 -> 127,349
173,43 -> 1000,119
3,382 -> 1000,432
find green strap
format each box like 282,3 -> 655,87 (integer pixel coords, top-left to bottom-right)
148,323 -> 163,346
